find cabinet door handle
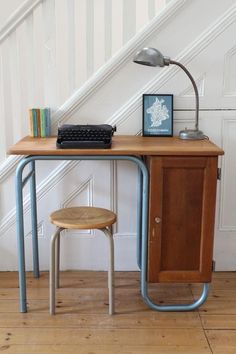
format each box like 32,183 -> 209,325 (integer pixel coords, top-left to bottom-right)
154,217 -> 161,224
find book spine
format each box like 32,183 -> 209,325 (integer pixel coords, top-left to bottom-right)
29,109 -> 34,137
45,108 -> 51,136
40,109 -> 46,137
36,108 -> 41,137
32,109 -> 38,137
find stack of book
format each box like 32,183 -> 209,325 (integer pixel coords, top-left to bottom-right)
29,108 -> 51,137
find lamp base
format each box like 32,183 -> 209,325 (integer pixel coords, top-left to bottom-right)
179,129 -> 205,140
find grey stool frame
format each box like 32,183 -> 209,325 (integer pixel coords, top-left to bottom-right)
50,225 -> 114,315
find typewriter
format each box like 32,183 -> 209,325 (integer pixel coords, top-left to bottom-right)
56,124 -> 116,149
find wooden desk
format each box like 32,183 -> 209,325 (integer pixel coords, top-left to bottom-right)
9,135 -> 223,156
9,135 -> 224,313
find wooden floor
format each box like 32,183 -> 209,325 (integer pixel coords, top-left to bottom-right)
0,271 -> 236,353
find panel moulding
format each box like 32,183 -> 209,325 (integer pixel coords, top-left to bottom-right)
61,175 -> 94,236
62,175 -> 94,208
0,155 -> 22,182
0,0 -> 42,43
223,45 -> 236,97
180,74 -> 206,97
26,220 -> 44,238
114,233 -> 136,238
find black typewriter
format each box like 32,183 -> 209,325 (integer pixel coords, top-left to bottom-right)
56,124 -> 116,149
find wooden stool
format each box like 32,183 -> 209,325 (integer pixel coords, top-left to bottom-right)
49,206 -> 117,315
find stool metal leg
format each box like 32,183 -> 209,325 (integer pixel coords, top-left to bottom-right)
50,227 -> 63,315
101,227 -> 115,315
55,233 -> 60,289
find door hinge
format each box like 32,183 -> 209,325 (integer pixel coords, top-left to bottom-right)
212,260 -> 216,271
217,168 -> 221,180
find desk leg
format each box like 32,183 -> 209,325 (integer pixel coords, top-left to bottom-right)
136,167 -> 143,270
15,162 -> 27,313
30,161 -> 40,278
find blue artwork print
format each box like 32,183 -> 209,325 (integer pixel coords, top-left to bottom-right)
147,97 -> 169,127
143,95 -> 173,136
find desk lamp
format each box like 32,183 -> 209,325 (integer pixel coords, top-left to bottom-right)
133,47 -> 205,140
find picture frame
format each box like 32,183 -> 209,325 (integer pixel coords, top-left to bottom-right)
142,94 -> 173,137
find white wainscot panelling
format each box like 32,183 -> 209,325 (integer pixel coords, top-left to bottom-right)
161,109 -> 194,136
34,160 -> 63,184
59,230 -> 104,270
0,172 -> 13,216
214,233 -> 236,271
219,118 -> 236,229
62,175 -> 94,236
0,223 -> 18,270
213,116 -> 236,270
172,110 -> 223,142
199,111 -> 223,147
116,161 -> 138,236
0,159 -> 114,270
37,159 -> 112,270
62,175 -> 93,209
59,231 -> 138,271
116,111 -> 142,136
0,169 -> 20,233
38,158 -> 139,271
0,206 -> 42,270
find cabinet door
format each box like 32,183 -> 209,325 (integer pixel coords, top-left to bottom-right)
147,156 -> 218,283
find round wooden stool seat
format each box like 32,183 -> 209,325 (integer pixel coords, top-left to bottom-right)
49,206 -> 117,230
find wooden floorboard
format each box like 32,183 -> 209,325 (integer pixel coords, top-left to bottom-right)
0,271 -> 235,353
0,312 -> 202,329
0,344 -> 213,354
205,330 -> 236,353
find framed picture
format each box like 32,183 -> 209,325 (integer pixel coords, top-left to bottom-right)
142,94 -> 173,137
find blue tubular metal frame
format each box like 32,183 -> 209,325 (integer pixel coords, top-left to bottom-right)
29,161 -> 40,278
136,167 -> 143,270
15,154 -> 209,313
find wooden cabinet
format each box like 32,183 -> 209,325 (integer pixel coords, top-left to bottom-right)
147,155 -> 218,283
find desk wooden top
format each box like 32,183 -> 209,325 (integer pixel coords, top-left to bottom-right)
8,135 -> 224,156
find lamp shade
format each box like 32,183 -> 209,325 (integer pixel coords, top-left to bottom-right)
133,47 -> 170,67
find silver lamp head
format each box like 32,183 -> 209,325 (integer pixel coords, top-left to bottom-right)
133,47 -> 206,140
133,47 -> 170,67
